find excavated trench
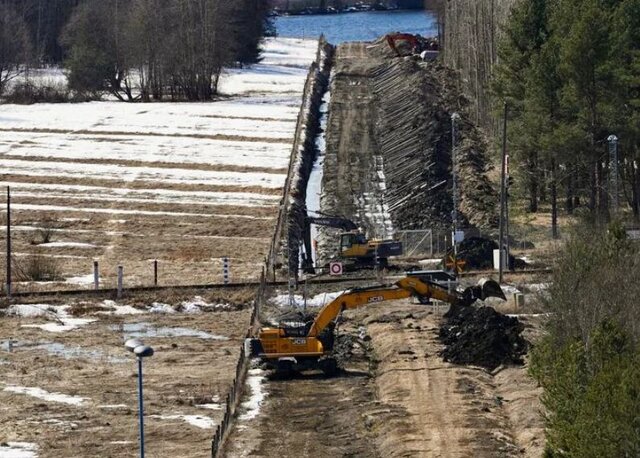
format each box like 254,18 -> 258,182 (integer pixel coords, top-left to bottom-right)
284,41 -> 335,279
314,40 -> 498,266
224,38 -> 544,458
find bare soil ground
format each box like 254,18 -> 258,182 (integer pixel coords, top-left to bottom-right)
223,296 -> 544,457
223,311 -> 380,458
0,293 -> 253,457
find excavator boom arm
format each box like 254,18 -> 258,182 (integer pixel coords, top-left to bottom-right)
306,277 -> 505,338
307,286 -> 413,337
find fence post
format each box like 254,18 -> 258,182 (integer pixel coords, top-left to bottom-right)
153,260 -> 158,286
117,266 -> 123,299
93,260 -> 99,290
222,257 -> 229,285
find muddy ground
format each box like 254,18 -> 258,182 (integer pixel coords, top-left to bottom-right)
0,291 -> 253,457
223,297 -> 544,457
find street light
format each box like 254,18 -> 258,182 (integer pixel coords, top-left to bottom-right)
451,112 -> 461,259
124,338 -> 154,458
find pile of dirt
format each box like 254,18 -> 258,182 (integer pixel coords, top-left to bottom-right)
444,236 -> 527,270
439,304 -> 528,370
368,41 -> 498,232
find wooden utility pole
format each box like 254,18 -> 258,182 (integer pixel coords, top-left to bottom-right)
498,102 -> 508,283
6,186 -> 11,298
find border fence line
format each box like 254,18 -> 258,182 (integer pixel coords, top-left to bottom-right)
211,37 -> 329,458
210,268 -> 265,458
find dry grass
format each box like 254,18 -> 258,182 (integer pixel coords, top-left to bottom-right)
6,153 -> 288,175
0,126 -> 293,144
1,174 -> 284,195
0,301 -> 251,457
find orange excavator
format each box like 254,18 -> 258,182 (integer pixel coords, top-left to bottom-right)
385,33 -> 439,58
247,276 -> 505,376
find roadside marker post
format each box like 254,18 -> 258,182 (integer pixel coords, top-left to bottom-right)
222,257 -> 230,285
93,260 -> 99,290
153,260 -> 158,286
117,266 -> 124,299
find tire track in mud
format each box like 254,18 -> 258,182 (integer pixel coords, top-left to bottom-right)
356,300 -> 542,458
224,371 -> 381,457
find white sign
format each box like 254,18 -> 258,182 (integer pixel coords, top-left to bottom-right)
452,230 -> 465,243
329,261 -> 343,276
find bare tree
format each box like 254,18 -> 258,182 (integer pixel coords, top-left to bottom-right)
0,3 -> 32,95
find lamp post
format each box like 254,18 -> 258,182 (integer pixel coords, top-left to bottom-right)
451,112 -> 461,259
125,339 -> 154,458
607,135 -> 619,214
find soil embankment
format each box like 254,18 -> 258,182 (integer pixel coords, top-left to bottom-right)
319,41 -> 497,264
356,301 -> 545,457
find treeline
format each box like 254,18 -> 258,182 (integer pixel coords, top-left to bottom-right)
531,225 -> 640,457
0,0 -> 272,101
493,0 -> 640,227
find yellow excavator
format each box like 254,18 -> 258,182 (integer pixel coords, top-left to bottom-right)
301,214 -> 403,273
247,276 -> 505,375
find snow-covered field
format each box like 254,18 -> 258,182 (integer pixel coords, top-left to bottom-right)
0,38 -> 317,289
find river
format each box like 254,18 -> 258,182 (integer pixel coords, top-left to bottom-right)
273,9 -> 438,43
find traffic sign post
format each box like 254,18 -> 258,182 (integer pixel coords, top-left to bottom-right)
329,261 -> 343,276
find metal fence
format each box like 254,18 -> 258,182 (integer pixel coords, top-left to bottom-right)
211,268 -> 265,458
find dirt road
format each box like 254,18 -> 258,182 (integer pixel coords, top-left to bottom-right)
358,301 -> 543,457
223,299 -> 544,457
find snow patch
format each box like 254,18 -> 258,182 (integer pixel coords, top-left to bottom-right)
150,414 -> 215,429
97,301 -> 146,316
272,290 -> 345,308
4,386 -> 87,406
0,442 -> 38,458
39,242 -> 97,248
195,403 -> 223,410
4,303 -> 97,333
65,274 -> 95,285
239,368 -> 267,421
148,303 -> 176,314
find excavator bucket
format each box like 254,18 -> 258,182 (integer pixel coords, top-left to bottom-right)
476,278 -> 506,301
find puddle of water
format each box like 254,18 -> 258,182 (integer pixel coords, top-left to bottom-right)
34,342 -> 128,363
1,340 -> 127,363
110,322 -> 229,340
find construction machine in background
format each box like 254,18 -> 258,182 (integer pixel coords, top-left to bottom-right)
247,276 -> 506,376
301,214 -> 403,274
385,32 -> 439,58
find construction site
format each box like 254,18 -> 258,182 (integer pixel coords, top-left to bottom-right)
1,26 -> 551,458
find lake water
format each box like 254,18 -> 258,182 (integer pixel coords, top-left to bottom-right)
274,10 -> 438,43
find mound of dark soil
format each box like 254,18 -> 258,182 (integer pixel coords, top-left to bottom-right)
438,304 -> 528,370
444,236 -> 527,270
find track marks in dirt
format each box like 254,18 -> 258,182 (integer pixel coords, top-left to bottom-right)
359,301 -> 526,458
225,373 -> 381,458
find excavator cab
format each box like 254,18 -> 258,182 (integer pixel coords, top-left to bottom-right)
340,232 -> 366,251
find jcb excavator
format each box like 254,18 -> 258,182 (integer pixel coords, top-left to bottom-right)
247,276 -> 505,375
301,214 -> 403,274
